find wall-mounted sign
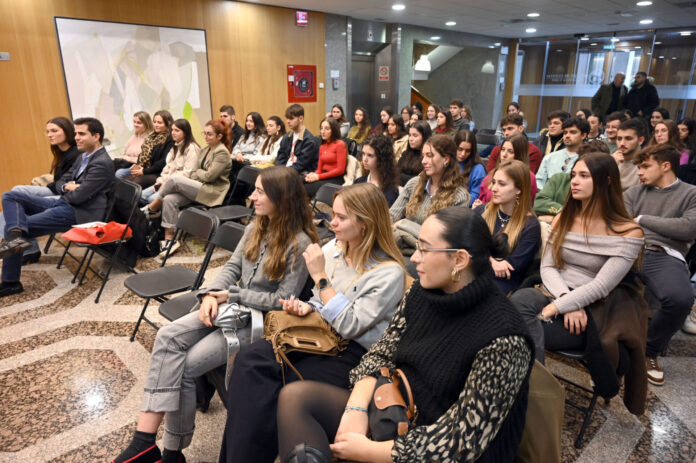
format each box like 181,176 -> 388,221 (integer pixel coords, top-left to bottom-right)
378,65 -> 389,81
287,64 -> 317,102
296,11 -> 308,27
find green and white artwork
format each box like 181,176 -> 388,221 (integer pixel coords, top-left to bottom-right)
55,17 -> 212,156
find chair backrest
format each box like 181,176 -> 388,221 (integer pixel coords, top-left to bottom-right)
479,128 -> 496,135
224,165 -> 260,205
313,183 -> 342,209
175,208 -> 219,241
344,138 -> 358,157
477,133 -> 499,146
105,179 -> 142,239
210,221 -> 247,253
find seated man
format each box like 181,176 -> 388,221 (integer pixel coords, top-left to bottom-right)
275,103 -> 319,174
613,118 -> 646,191
602,111 -> 628,154
0,117 -> 114,297
624,143 -> 696,386
535,116 -> 589,190
486,113 -> 542,173
535,110 -> 570,157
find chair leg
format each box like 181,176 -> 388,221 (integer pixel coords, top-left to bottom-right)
94,256 -> 116,303
78,250 -> 96,286
575,391 -> 599,449
44,234 -> 55,254
130,298 -> 151,342
72,248 -> 91,284
57,241 -> 72,269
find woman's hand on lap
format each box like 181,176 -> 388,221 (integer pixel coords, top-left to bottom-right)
564,309 -> 587,335
279,295 -> 313,317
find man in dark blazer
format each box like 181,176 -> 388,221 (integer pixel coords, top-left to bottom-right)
0,117 -> 115,297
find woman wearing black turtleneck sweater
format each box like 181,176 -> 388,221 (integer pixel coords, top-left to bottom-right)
277,207 -> 534,463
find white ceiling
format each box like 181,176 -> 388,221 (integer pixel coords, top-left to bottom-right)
244,0 -> 696,39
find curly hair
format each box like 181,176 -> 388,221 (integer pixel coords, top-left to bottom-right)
362,133 -> 399,192
406,134 -> 465,218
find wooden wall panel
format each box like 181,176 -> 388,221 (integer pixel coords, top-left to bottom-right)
0,0 -> 325,198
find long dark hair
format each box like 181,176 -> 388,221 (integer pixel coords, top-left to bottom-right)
354,107 -> 371,140
172,119 -> 197,156
242,112 -> 266,142
47,116 -> 76,175
362,133 -> 399,192
454,129 -> 483,186
551,153 -> 641,269
260,116 -> 286,156
501,133 -> 530,166
331,104 -> 347,124
648,120 -> 685,152
321,117 -> 341,144
245,166 -> 318,280
379,106 -> 393,133
388,115 -> 407,139
153,110 -> 174,132
436,105 -> 455,133
678,118 -> 696,162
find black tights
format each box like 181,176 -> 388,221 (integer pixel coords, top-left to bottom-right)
277,380 -> 350,460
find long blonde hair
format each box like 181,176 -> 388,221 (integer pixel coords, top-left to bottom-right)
481,160 -> 534,251
334,183 -> 406,275
405,134 -> 465,218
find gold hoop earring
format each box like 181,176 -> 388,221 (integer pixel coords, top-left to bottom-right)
451,268 -> 461,282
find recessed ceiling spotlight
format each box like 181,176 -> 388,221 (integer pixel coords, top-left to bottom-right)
488,45 -> 495,48
445,21 -> 456,26
611,37 -> 620,42
526,28 -> 537,33
634,46 -> 641,48
494,42 -> 501,46
681,31 -> 692,36
430,36 -> 441,40
590,42 -> 598,46
640,19 -> 653,24
392,3 -> 405,11
672,56 -> 677,59
556,49 -> 563,52
654,41 -> 662,44
527,12 -> 540,17
620,12 -> 633,17
636,1 -> 652,5
580,36 -> 590,41
659,55 -> 664,58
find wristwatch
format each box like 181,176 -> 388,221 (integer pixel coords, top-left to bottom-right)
317,277 -> 332,291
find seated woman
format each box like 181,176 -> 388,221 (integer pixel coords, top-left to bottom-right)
304,117 -> 347,197
434,105 -> 457,138
409,109 -> 423,127
246,116 -> 286,167
461,104 -> 476,131
426,104 -> 438,130
327,104 -> 350,138
121,110 -> 175,189
387,115 -> 409,161
400,105 -> 413,130
113,111 -> 153,172
355,134 -> 400,207
218,183 -> 407,463
0,116 -> 80,263
678,118 -> 695,159
397,120 -> 431,185
649,120 -> 690,165
277,206 -> 534,463
510,153 -> 644,363
112,166 -> 317,463
476,133 -> 538,205
140,119 -> 200,206
142,119 -> 232,255
232,111 -> 266,163
346,107 -> 371,146
475,160 -> 541,294
455,129 -> 486,206
370,106 -> 392,136
390,134 -> 469,253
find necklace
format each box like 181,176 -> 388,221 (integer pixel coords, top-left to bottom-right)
497,209 -> 510,228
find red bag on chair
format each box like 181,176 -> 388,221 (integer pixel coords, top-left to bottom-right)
62,221 -> 132,244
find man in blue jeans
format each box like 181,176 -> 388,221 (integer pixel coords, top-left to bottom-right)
0,117 -> 114,297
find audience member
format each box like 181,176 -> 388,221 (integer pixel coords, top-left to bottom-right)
231,112 -> 266,162
0,118 -> 115,297
649,120 -> 689,165
304,117 -> 347,197
277,206 -> 533,463
275,104 -> 319,174
435,105 -> 457,138
603,111 -> 628,154
535,110 -> 570,157
613,118 -> 646,190
626,72 -> 660,120
346,107 -> 371,146
370,106 -> 392,136
112,167 -> 317,463
113,111 -> 153,172
247,116 -> 286,167
454,129 -> 486,205
425,104 -> 438,130
495,102 -> 528,136
218,183 -> 407,463
219,105 -> 244,151
449,99 -> 468,131
649,107 -> 670,132
355,134 -> 400,207
586,113 -> 605,142
624,144 -> 696,385
486,113 -> 542,173
410,110 -> 423,126
575,108 -> 591,120
412,101 -> 423,114
678,118 -> 696,157
479,133 -> 538,204
387,115 -> 409,160
400,105 -> 413,129
140,119 -> 200,206
142,119 -> 232,255
461,104 -> 475,131
327,104 -> 350,138
511,153 -> 644,362
591,73 -> 628,116
124,110 -> 175,189
476,160 -> 541,294
397,120 -> 431,185
536,116 -> 589,189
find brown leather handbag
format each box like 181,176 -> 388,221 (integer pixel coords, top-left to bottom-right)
368,367 -> 417,441
263,310 -> 348,383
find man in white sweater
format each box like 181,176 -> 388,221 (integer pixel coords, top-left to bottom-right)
624,144 -> 696,386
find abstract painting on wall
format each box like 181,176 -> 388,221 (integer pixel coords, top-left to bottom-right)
55,17 -> 212,156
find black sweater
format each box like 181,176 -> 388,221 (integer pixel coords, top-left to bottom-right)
142,136 -> 174,176
47,145 -> 81,194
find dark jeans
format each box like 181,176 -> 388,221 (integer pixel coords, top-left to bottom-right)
218,338 -> 366,463
2,190 -> 76,281
641,250 -> 694,357
510,287 -> 586,363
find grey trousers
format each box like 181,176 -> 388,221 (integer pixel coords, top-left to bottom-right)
141,311 -> 227,450
158,176 -> 203,229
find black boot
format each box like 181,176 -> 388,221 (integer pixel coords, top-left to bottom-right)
283,443 -> 330,463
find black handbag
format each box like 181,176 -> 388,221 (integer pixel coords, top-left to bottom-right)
368,367 -> 417,441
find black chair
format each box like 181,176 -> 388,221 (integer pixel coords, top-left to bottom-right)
344,138 -> 358,157
312,183 -> 342,241
476,132 -> 499,146
124,208 -> 219,341
478,128 -> 496,135
208,165 -> 260,223
158,221 -> 247,322
60,179 -> 143,303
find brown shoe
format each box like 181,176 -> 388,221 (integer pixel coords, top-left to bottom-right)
646,357 -> 664,386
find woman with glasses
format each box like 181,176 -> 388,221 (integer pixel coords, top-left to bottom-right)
277,206 -> 534,463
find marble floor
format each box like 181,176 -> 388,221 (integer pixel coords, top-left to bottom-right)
0,236 -> 695,463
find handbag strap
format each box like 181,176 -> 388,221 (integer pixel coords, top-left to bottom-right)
276,345 -> 304,384
394,368 -> 417,421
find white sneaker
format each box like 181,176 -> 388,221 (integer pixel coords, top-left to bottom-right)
682,308 -> 696,335
141,205 -> 161,219
158,240 -> 180,259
